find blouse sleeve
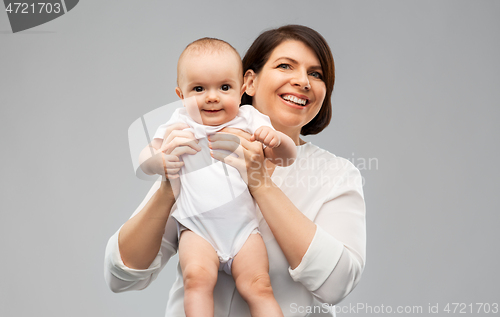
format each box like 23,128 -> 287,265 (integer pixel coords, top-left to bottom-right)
104,181 -> 179,293
288,161 -> 366,304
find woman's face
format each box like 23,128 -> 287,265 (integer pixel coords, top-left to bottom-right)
246,40 -> 327,141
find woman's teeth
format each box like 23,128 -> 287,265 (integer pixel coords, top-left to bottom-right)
281,94 -> 307,106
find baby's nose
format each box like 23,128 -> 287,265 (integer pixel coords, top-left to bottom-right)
206,91 -> 220,103
205,89 -> 220,103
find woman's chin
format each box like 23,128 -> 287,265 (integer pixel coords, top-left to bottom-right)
273,116 -> 305,134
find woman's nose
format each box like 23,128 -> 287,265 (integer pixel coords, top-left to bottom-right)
291,70 -> 311,90
205,91 -> 220,103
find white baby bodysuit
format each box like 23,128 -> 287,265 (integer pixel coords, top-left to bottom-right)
153,105 -> 274,274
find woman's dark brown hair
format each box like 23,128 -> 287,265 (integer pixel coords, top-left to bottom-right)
242,25 -> 335,135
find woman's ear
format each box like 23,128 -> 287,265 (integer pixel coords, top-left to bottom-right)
175,87 -> 184,99
243,70 -> 257,96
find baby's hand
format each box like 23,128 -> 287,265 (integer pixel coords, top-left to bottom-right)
250,126 -> 281,148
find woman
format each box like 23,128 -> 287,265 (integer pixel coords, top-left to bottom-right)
105,25 -> 366,316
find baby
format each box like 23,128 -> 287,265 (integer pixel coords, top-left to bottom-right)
139,38 -> 295,317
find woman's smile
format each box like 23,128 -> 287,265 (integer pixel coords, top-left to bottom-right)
279,93 -> 310,108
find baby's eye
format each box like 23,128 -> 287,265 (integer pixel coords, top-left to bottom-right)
221,84 -> 230,91
194,86 -> 204,92
310,71 -> 323,79
277,63 -> 291,70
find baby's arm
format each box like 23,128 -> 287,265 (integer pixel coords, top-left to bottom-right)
251,126 -> 296,167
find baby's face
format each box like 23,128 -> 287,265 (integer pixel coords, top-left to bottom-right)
176,51 -> 244,126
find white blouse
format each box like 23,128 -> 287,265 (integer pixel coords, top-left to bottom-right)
104,142 -> 366,317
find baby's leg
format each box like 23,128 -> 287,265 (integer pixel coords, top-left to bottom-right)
231,233 -> 284,317
178,229 -> 220,317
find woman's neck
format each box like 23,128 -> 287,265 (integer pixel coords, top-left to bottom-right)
271,122 -> 301,145
282,128 -> 304,146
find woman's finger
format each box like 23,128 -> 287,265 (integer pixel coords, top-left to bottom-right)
162,130 -> 201,153
210,148 -> 248,183
211,132 -> 256,152
170,145 -> 199,157
163,173 -> 180,180
209,140 -> 241,155
165,167 -> 181,175
161,138 -> 200,154
208,131 -> 241,143
163,129 -> 195,144
217,127 -> 252,140
162,159 -> 184,169
160,154 -> 183,179
210,127 -> 269,189
163,122 -> 190,139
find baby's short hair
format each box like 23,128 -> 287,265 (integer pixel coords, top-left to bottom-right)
177,37 -> 242,84
182,37 -> 240,57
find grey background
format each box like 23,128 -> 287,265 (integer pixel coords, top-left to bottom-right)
1,1 -> 499,316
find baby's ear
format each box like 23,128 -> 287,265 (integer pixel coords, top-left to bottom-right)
175,87 -> 184,99
243,70 -> 256,96
240,83 -> 247,98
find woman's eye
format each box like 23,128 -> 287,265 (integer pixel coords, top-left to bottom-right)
277,63 -> 291,70
194,86 -> 204,92
221,84 -> 230,91
310,71 -> 323,79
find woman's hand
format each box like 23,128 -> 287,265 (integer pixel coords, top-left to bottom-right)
159,122 -> 201,155
139,122 -> 201,197
208,127 -> 272,193
159,122 -> 202,197
159,122 -> 201,178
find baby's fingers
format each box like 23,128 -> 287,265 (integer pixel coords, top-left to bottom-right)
265,134 -> 280,148
253,128 -> 270,143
